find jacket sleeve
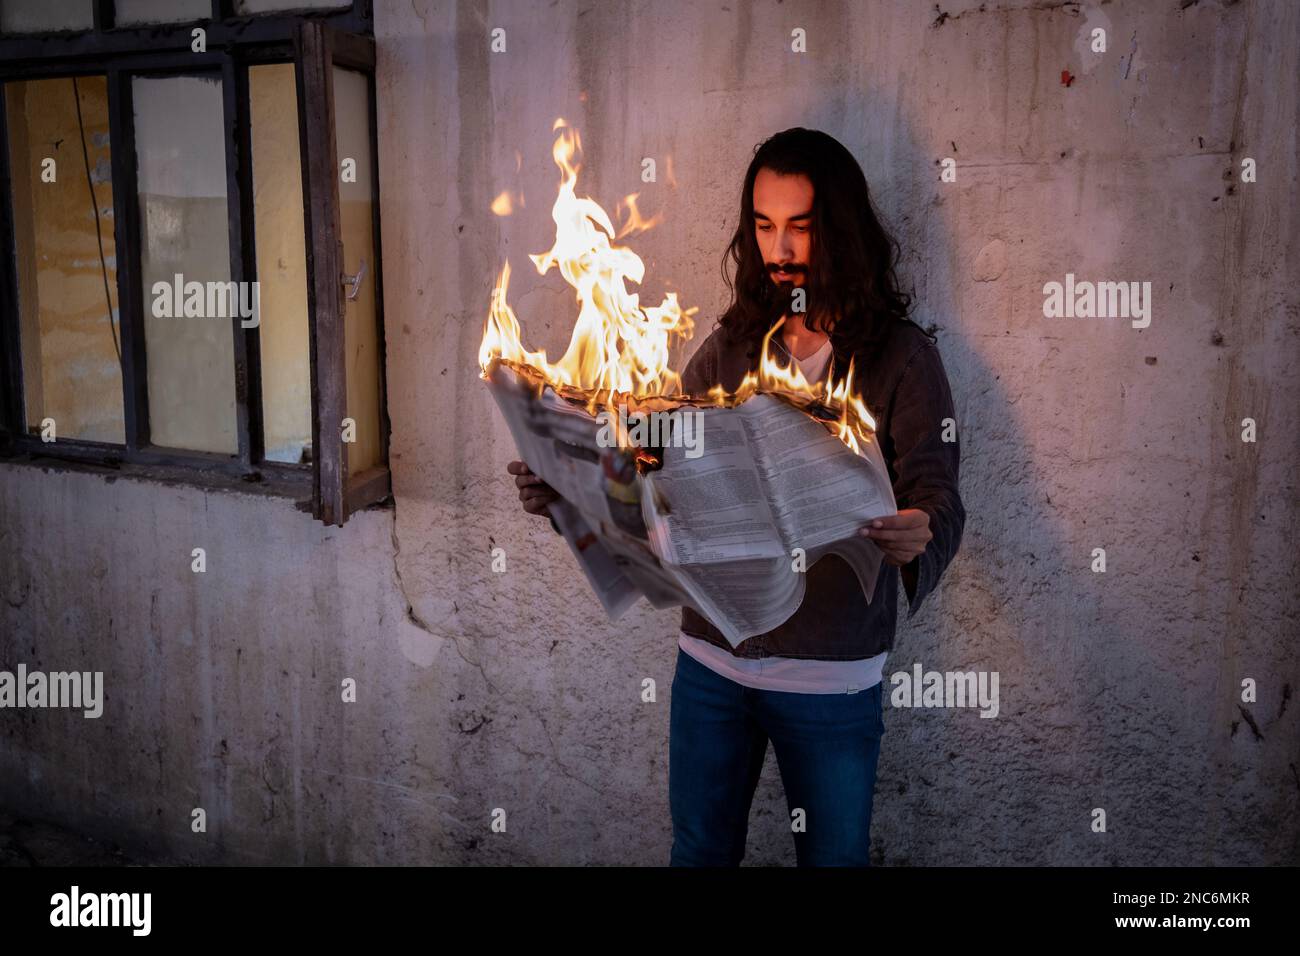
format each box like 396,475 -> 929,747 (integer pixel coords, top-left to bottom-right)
679,330 -> 718,397
886,339 -> 965,618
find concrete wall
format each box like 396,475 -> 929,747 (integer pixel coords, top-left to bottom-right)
2,0 -> 1297,865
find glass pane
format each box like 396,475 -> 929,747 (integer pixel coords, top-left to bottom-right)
333,67 -> 381,475
5,76 -> 124,443
133,74 -> 237,454
0,0 -> 93,33
114,0 -> 211,26
249,63 -> 311,465
235,0 -> 349,12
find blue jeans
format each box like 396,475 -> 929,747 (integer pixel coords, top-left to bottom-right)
669,647 -> 885,866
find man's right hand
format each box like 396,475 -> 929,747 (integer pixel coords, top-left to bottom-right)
507,460 -> 561,518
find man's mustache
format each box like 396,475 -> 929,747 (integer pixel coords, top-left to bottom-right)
767,263 -> 807,277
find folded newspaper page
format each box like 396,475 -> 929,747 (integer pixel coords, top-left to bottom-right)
486,360 -> 897,646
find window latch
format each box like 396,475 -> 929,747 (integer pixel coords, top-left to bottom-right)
340,257 -> 367,302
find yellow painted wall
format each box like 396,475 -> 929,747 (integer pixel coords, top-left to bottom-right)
7,76 -> 124,443
250,63 -> 312,464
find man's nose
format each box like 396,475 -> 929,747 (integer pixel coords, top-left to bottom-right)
775,228 -> 796,260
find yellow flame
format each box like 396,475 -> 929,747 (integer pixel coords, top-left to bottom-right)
480,120 -> 880,457
614,193 -> 662,239
480,119 -> 695,404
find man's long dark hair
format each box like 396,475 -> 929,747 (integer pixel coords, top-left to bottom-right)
719,127 -> 916,363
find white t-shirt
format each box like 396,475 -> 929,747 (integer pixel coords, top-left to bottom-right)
677,334 -> 888,695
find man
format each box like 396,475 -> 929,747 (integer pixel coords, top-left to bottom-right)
508,127 -> 964,866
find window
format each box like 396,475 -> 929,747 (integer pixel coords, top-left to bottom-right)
0,1 -> 390,526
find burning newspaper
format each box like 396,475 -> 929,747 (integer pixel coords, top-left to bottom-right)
485,360 -> 896,646
480,120 -> 896,644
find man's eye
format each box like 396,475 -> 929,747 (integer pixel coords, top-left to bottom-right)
792,225 -> 809,233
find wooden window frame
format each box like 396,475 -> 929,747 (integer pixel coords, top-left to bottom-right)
0,1 -> 391,526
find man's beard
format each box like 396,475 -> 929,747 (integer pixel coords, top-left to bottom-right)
762,267 -> 818,324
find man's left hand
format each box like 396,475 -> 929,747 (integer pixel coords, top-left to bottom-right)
858,508 -> 931,566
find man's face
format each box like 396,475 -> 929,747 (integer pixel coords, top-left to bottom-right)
753,168 -> 814,289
